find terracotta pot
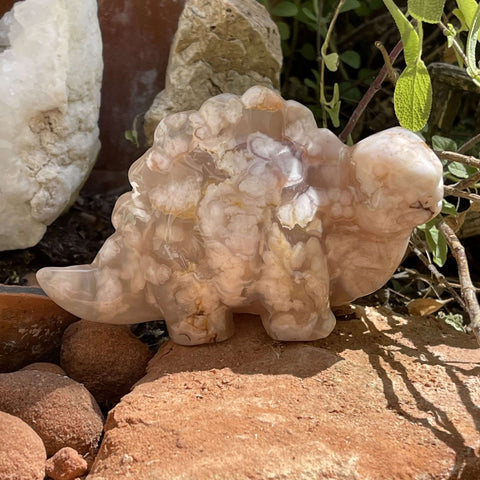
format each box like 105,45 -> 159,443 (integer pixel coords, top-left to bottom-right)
86,0 -> 186,193
0,285 -> 78,372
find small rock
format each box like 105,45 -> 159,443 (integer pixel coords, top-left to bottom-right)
21,362 -> 66,376
45,447 -> 88,480
0,289 -> 77,372
0,411 -> 46,480
0,369 -> 104,457
143,0 -> 282,144
60,320 -> 153,405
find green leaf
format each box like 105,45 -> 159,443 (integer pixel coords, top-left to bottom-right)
311,68 -> 321,84
441,198 -> 458,216
383,0 -> 421,65
456,0 -> 478,28
340,0 -> 361,12
453,8 -> 470,31
340,50 -> 361,68
272,1 -> 299,17
277,21 -> 291,40
301,43 -> 317,61
432,135 -> 457,151
304,78 -> 318,91
325,84 -> 341,127
302,6 -> 317,22
326,101 -> 341,127
465,3 -> 480,86
408,0 -> 446,23
445,23 -> 457,48
447,161 -> 470,178
124,130 -> 139,147
323,52 -> 339,72
339,82 -> 362,102
421,220 -> 448,266
393,60 -> 432,131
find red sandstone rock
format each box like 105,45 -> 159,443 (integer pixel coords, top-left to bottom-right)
45,447 -> 88,480
20,362 -> 66,376
60,320 -> 152,405
0,288 -> 77,372
0,411 -> 46,480
0,369 -> 104,457
88,310 -> 480,480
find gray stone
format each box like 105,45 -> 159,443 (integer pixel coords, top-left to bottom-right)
144,0 -> 282,144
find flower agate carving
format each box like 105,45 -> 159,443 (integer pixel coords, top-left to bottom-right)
37,87 -> 443,345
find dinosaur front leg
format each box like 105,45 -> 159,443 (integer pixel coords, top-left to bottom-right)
255,225 -> 336,341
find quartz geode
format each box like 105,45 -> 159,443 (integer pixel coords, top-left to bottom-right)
0,0 -> 102,250
38,87 -> 443,345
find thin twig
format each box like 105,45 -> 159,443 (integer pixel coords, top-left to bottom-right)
398,267 -> 480,293
454,171 -> 480,191
439,222 -> 480,345
338,11 -> 397,47
436,150 -> 480,169
339,40 -> 403,142
409,237 -> 466,310
459,132 -> 480,154
444,185 -> 480,202
375,41 -> 398,84
438,21 -> 469,66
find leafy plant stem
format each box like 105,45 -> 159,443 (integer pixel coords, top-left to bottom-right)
339,40 -> 403,142
466,3 -> 480,86
319,0 -> 345,127
439,221 -> 480,345
375,41 -> 398,84
438,21 -> 469,67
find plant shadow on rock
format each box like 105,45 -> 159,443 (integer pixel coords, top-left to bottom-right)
138,308 -> 480,479
127,309 -> 480,479
321,306 -> 480,480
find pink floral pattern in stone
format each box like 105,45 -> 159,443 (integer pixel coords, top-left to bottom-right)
37,86 -> 443,345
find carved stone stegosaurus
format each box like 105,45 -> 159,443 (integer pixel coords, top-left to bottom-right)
37,86 -> 443,345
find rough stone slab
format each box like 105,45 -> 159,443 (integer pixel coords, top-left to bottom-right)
143,0 -> 282,144
88,308 -> 480,479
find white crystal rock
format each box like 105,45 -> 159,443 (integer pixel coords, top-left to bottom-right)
37,86 -> 443,345
0,0 -> 103,250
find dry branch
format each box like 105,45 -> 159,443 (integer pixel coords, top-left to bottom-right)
443,185 -> 480,202
436,150 -> 480,169
439,222 -> 480,346
339,40 -> 403,142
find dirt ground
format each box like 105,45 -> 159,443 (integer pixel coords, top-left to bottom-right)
0,192 -> 121,285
